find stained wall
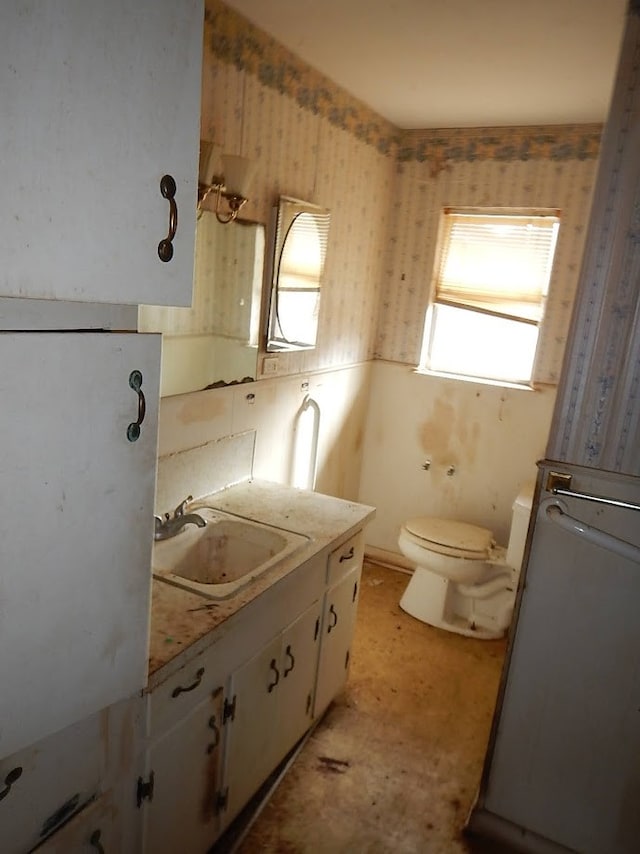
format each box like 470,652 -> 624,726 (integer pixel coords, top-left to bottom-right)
159,0 -> 604,535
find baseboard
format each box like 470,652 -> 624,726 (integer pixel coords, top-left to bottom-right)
466,806 -> 575,854
364,545 -> 413,573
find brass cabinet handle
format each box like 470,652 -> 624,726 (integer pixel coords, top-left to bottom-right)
126,370 -> 146,442
171,667 -> 205,698
267,658 -> 280,693
327,604 -> 338,633
89,829 -> 105,853
207,714 -> 220,752
0,766 -> 22,802
158,174 -> 178,262
283,644 -> 295,677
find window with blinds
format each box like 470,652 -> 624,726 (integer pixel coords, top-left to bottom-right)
420,209 -> 560,385
268,201 -> 331,350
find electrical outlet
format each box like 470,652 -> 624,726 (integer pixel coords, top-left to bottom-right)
262,356 -> 278,375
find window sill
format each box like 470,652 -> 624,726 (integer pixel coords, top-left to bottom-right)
413,367 -> 536,392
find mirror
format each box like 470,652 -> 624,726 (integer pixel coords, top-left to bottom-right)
139,213 -> 264,397
266,196 -> 330,352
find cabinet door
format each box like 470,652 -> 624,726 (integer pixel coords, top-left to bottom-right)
0,0 -> 202,306
32,790 -> 121,853
144,688 -> 224,854
276,602 -> 323,760
314,565 -> 362,716
0,332 -> 160,759
222,638 -> 281,826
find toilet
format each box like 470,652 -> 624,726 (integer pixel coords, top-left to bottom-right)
398,485 -> 534,639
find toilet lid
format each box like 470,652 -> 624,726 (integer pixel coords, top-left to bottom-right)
404,517 -> 494,557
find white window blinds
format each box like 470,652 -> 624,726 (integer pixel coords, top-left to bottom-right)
435,211 -> 560,323
277,211 -> 330,292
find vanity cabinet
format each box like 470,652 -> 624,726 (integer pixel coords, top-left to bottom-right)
0,0 -> 202,307
143,687 -> 224,854
222,601 -> 323,825
0,332 -> 160,759
142,517 -> 370,851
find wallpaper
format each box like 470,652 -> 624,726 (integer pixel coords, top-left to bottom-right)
548,6 -> 640,475
202,2 -> 393,377
376,152 -> 599,384
203,0 -> 602,386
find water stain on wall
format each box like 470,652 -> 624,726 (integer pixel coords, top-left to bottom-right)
419,396 -> 478,463
177,390 -> 230,426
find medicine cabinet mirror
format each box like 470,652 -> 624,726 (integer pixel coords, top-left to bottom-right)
139,213 -> 265,397
266,196 -> 330,352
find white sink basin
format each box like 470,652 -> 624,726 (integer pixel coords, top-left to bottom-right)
152,508 -> 309,600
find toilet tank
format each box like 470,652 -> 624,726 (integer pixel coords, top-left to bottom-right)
506,483 -> 535,571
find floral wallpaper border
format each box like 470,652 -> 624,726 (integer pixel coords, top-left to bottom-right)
207,0 -> 603,169
398,125 -> 603,177
205,0 -> 399,154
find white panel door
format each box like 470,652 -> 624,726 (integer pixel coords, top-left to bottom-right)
0,0 -> 202,307
0,332 -> 160,758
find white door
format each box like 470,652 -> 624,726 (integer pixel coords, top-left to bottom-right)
0,332 -> 160,758
0,0 -> 202,306
483,466 -> 640,853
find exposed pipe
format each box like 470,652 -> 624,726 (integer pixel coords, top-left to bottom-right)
457,572 -> 512,600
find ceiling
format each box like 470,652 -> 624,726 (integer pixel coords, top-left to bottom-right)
222,0 -> 628,129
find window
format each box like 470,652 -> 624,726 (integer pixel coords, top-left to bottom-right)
419,209 -> 560,385
267,199 -> 331,352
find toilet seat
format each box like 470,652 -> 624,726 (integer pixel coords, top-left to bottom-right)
402,517 -> 494,560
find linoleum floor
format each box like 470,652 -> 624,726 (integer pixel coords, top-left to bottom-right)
235,561 -> 507,853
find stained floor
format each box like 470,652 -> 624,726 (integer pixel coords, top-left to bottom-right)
232,561 -> 507,853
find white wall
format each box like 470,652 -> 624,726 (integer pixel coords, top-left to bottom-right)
358,361 -> 557,555
158,363 -> 372,503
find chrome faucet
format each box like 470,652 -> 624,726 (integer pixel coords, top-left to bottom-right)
154,495 -> 206,541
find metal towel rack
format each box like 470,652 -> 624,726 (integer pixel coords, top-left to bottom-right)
543,499 -> 640,564
546,471 -> 640,513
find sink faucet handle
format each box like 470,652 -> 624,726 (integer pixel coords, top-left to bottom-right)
173,495 -> 194,518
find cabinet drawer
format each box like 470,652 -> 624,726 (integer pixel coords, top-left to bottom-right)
0,712 -> 105,854
33,790 -> 119,853
149,647 -> 224,741
327,530 -> 364,586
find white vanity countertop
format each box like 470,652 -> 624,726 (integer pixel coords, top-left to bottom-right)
148,479 -> 375,678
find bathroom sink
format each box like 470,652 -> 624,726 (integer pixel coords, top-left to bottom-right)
152,508 -> 309,600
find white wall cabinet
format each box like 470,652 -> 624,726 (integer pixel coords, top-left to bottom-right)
0,332 -> 160,759
0,0 -> 202,307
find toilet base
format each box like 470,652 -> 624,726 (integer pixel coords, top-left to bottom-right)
399,566 -> 512,640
